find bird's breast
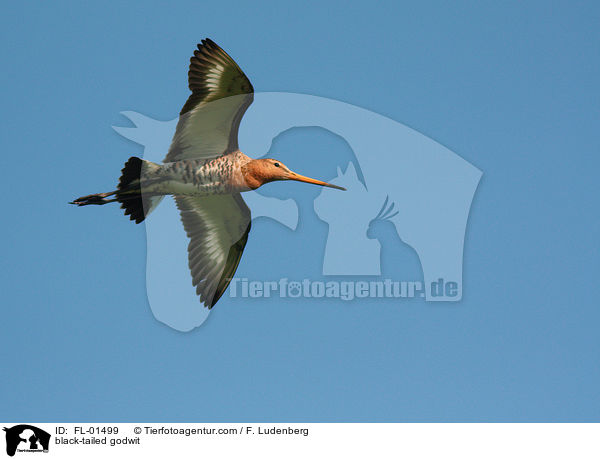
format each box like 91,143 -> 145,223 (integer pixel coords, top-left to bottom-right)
143,154 -> 252,197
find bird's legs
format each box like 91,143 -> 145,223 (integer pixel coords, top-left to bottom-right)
70,190 -> 118,206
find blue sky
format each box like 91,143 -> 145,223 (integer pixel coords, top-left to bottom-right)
1,1 -> 599,421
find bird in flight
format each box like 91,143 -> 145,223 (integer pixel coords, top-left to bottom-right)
72,38 -> 345,308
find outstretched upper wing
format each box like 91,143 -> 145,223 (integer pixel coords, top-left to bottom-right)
165,39 -> 254,162
175,194 -> 251,308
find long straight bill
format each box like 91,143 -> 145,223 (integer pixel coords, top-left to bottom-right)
288,172 -> 346,190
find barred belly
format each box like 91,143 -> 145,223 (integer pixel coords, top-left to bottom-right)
140,153 -> 250,197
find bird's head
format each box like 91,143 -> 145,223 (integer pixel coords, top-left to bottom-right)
242,158 -> 346,191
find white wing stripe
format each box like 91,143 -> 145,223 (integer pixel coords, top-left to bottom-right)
164,39 -> 254,162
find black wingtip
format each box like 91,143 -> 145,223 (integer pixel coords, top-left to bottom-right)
207,291 -> 223,309
198,38 -> 219,52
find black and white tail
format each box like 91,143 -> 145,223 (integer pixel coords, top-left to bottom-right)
70,156 -> 163,224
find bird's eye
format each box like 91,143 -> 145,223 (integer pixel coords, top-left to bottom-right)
274,162 -> 280,167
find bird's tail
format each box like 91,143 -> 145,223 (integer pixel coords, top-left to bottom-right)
71,156 -> 164,224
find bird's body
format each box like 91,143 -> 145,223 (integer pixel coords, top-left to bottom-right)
138,151 -> 254,197
72,38 -> 344,308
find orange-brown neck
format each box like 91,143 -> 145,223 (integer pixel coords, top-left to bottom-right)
241,159 -> 285,190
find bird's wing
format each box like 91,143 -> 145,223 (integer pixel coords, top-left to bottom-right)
175,193 -> 251,308
165,39 -> 254,162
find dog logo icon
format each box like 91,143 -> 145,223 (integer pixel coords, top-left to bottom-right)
3,425 -> 50,456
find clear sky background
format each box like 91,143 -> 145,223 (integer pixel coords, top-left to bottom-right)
1,1 -> 598,421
